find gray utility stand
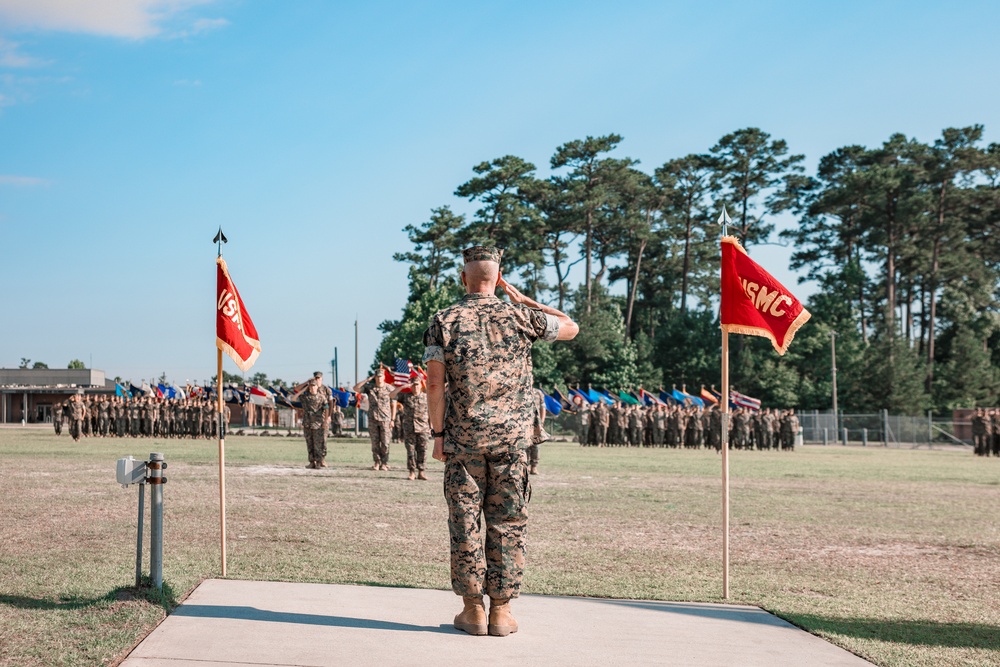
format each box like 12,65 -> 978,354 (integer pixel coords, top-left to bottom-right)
116,453 -> 168,590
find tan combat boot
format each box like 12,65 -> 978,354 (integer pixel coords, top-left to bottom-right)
453,595 -> 487,636
407,471 -> 416,480
488,598 -> 518,636
529,464 -> 538,475
319,458 -> 327,468
417,471 -> 428,480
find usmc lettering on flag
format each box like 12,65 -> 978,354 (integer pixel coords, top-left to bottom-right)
217,287 -> 244,334
739,279 -> 794,318
720,236 -> 810,355
216,257 -> 261,371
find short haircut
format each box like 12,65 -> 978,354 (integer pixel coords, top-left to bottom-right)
464,260 -> 499,284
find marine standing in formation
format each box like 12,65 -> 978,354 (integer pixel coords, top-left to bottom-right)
971,408 -> 1000,457
52,402 -> 64,435
528,387 -> 547,475
67,394 -> 85,441
575,402 -> 799,450
330,403 -> 344,436
424,245 -> 579,637
296,377 -> 330,468
391,378 -> 431,480
355,370 -> 395,470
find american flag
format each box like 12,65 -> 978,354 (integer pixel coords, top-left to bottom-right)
392,358 -> 413,386
730,389 -> 762,411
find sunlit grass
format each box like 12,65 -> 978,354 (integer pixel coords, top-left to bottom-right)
0,429 -> 997,666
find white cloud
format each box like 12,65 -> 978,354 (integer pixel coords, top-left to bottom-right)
0,0 -> 218,39
0,175 -> 49,187
169,15 -> 228,39
192,17 -> 227,33
0,37 -> 44,67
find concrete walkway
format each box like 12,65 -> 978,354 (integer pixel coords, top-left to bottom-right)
121,579 -> 874,667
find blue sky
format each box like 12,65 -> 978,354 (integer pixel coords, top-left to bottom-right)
1,1 -> 997,386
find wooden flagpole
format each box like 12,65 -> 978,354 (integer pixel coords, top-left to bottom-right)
718,205 -> 732,600
217,348 -> 227,577
721,331 -> 730,600
214,226 -> 228,578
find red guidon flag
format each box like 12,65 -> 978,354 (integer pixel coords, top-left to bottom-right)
216,257 -> 261,371
721,236 -> 810,355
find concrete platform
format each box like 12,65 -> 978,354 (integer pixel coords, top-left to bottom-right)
121,579 -> 874,666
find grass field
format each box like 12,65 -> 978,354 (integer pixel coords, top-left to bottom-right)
1,428 -> 998,666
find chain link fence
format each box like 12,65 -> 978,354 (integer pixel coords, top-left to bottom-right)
799,410 -> 973,448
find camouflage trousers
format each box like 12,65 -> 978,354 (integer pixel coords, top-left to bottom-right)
304,426 -> 326,463
526,444 -> 539,466
69,419 -> 82,441
404,431 -> 428,472
444,447 -> 530,600
369,419 -> 390,465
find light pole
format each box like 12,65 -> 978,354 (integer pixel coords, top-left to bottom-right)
831,331 -> 839,435
354,317 -> 359,437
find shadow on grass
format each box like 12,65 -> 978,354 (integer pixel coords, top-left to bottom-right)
173,604 -> 453,634
0,580 -> 179,613
780,612 -> 1000,650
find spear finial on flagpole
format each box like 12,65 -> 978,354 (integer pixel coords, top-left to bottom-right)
717,205 -> 732,238
213,227 -> 228,257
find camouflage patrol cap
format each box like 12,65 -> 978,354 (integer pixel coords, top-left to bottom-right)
313,371 -> 323,378
462,245 -> 502,264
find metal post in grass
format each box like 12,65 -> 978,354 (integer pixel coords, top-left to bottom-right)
862,428 -> 868,447
135,480 -> 145,587
117,455 -> 152,587
841,427 -> 848,446
882,409 -> 889,446
823,428 -> 828,446
148,452 -> 167,590
927,410 -> 933,449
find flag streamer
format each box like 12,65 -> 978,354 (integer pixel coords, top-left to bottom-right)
216,257 -> 261,371
720,236 -> 811,355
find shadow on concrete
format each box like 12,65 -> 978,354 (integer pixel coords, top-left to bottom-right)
570,597 -> 783,626
777,613 -> 1000,650
172,604 -> 455,634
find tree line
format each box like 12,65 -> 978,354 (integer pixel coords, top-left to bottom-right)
376,127 -> 1000,415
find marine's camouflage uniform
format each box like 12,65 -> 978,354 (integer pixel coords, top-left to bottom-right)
68,399 -> 85,441
53,403 -> 64,435
365,383 -> 393,466
527,388 -> 547,467
424,292 -> 559,600
593,401 -> 609,446
330,404 -> 343,436
300,389 -> 329,464
400,390 -> 430,473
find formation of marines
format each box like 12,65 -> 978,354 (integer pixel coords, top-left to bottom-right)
575,402 -> 800,451
970,408 -> 1000,457
53,394 -> 229,442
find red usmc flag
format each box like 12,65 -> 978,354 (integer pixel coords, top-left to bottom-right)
721,236 -> 810,355
216,257 -> 261,371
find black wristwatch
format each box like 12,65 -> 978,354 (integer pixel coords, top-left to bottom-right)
431,429 -> 446,438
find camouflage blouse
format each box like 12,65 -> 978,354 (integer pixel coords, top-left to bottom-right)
423,293 -> 558,451
299,391 -> 328,429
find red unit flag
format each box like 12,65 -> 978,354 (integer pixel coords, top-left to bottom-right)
720,236 -> 810,356
216,257 -> 261,371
